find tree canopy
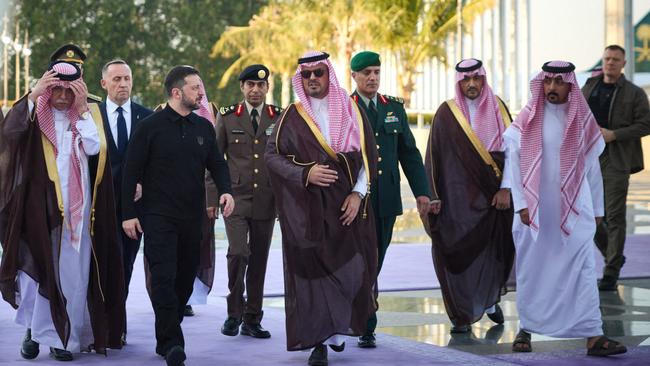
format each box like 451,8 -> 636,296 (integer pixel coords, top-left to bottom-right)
11,0 -> 266,107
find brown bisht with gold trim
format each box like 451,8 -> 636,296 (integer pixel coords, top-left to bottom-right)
265,102 -> 378,351
0,96 -> 126,353
423,99 -> 515,326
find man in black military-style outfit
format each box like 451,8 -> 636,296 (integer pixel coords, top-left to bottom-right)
122,65 -> 234,366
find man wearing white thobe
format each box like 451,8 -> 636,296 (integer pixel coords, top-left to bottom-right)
0,60 -> 124,362
504,61 -> 626,357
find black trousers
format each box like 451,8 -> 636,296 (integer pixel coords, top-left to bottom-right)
143,214 -> 202,355
119,212 -> 142,336
120,219 -> 142,297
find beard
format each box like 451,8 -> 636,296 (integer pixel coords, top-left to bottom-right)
181,93 -> 201,110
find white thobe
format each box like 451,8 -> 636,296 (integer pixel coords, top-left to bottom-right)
465,97 -> 478,127
311,97 -> 367,197
187,279 -> 210,306
16,101 -> 100,351
503,102 -> 605,338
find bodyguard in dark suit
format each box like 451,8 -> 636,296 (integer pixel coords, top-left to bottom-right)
209,65 -> 280,339
351,51 -> 432,348
582,45 -> 650,291
99,59 -> 152,301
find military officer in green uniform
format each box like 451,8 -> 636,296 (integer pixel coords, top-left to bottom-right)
49,44 -> 103,105
351,51 -> 432,348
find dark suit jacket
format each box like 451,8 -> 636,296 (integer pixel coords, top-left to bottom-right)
582,75 -> 650,174
100,100 -> 153,216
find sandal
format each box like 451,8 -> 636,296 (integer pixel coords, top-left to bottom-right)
587,336 -> 627,357
512,329 -> 532,353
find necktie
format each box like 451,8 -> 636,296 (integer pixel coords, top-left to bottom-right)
251,108 -> 259,133
117,106 -> 128,155
368,99 -> 378,124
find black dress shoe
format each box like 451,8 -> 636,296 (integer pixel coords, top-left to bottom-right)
240,323 -> 271,338
165,345 -> 186,366
450,324 -> 471,333
221,317 -> 242,336
21,329 -> 39,359
357,333 -> 376,348
598,276 -> 618,291
49,347 -> 73,361
329,341 -> 345,352
485,324 -> 505,342
184,305 -> 195,317
487,304 -> 505,324
308,344 -> 328,366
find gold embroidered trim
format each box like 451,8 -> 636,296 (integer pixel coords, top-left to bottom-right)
294,102 -> 338,161
446,99 -> 501,178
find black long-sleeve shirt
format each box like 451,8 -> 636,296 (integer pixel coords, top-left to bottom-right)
121,104 -> 232,220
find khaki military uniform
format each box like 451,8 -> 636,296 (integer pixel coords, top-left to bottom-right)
207,101 -> 280,324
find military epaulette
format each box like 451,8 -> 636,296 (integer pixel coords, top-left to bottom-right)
219,104 -> 239,116
266,104 -> 283,118
87,93 -> 102,103
382,94 -> 404,104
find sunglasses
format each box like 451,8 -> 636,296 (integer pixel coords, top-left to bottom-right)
300,68 -> 326,79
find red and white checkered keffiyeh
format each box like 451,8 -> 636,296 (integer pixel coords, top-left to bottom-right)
454,59 -> 506,152
194,78 -> 215,125
291,51 -> 360,153
36,62 -> 85,248
511,61 -> 603,236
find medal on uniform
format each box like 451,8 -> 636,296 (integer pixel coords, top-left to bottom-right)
266,123 -> 275,136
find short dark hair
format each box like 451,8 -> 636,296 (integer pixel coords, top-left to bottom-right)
164,65 -> 200,97
101,59 -> 129,77
605,44 -> 625,55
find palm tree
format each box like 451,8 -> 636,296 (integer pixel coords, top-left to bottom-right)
212,0 -> 494,107
211,0 -> 389,105
376,0 -> 494,106
211,2 -> 302,106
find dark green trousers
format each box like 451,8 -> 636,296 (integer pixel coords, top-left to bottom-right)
366,214 -> 396,334
594,155 -> 630,279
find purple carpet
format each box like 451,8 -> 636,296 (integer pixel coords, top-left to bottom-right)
0,264 -> 516,366
212,234 -> 650,297
490,346 -> 650,366
1,235 -> 648,365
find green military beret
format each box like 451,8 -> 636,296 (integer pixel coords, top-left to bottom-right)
351,51 -> 381,72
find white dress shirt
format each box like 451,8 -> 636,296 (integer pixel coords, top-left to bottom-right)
106,98 -> 132,147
